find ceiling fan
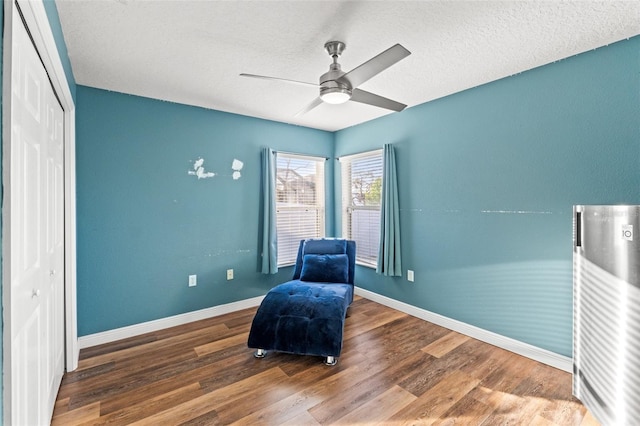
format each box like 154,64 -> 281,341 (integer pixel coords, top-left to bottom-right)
240,41 -> 411,116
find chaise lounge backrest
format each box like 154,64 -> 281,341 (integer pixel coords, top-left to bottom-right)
291,238 -> 356,285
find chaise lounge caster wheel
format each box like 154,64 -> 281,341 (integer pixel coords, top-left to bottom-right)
324,356 -> 337,366
254,348 -> 267,358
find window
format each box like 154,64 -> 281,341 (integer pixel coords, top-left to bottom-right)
276,153 -> 325,266
341,149 -> 383,267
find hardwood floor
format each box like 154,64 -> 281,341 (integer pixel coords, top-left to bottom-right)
53,296 -> 599,425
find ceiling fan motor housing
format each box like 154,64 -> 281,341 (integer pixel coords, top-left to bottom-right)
319,69 -> 352,103
320,66 -> 350,88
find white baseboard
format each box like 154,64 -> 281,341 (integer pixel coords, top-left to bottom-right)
354,287 -> 572,372
78,289 -> 572,373
78,295 -> 265,349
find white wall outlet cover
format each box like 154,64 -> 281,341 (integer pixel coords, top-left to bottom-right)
189,275 -> 197,287
226,269 -> 234,280
407,270 -> 415,282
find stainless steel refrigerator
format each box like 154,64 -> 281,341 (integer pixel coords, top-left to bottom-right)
573,205 -> 640,425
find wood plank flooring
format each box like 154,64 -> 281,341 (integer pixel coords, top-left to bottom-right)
52,296 -> 599,425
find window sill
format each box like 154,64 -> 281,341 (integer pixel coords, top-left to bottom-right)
355,260 -> 377,269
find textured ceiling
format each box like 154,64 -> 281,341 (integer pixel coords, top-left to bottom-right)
56,1 -> 640,132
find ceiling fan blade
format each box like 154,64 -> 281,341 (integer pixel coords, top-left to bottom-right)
350,89 -> 407,112
337,44 -> 411,89
240,73 -> 320,88
294,97 -> 324,117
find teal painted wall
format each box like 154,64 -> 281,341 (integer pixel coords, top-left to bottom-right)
75,87 -> 335,336
76,37 -> 640,356
335,36 -> 640,357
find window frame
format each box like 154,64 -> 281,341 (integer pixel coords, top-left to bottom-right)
275,152 -> 326,267
340,149 -> 383,268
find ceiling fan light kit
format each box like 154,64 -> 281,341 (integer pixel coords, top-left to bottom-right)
241,40 -> 411,115
320,87 -> 351,104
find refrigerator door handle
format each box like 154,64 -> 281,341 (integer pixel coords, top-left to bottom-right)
576,212 -> 582,247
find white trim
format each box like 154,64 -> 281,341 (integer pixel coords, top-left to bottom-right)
276,152 -> 326,163
64,109 -> 78,370
2,5 -> 17,422
79,296 -> 265,349
337,148 -> 383,162
354,287 -> 572,372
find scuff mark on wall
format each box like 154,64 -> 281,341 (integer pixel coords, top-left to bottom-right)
183,248 -> 253,261
188,157 -> 216,179
480,210 -> 554,215
232,159 -> 244,180
188,157 -> 244,180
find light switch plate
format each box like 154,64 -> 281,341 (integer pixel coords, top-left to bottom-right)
407,270 -> 414,282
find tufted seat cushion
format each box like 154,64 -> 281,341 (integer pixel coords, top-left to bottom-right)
247,280 -> 353,357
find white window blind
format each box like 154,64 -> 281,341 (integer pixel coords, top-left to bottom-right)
341,149 -> 383,267
276,153 -> 325,266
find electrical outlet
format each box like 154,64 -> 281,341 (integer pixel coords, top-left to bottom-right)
227,269 -> 234,280
189,274 -> 197,287
407,270 -> 414,282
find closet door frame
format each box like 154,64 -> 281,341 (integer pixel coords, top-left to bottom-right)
2,0 -> 78,421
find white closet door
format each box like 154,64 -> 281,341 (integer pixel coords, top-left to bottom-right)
9,5 -> 65,425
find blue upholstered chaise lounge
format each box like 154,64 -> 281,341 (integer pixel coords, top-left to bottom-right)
248,238 -> 356,365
